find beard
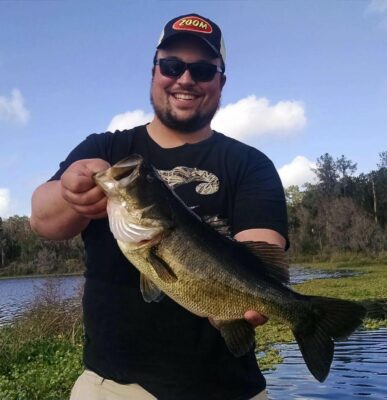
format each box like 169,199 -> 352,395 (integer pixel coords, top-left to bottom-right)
150,92 -> 220,134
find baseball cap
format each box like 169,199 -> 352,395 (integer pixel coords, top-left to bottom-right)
157,14 -> 226,64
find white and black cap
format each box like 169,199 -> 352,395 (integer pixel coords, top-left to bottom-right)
157,13 -> 226,65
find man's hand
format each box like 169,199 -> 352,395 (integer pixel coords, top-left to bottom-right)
209,311 -> 268,329
244,310 -> 268,327
61,159 -> 111,219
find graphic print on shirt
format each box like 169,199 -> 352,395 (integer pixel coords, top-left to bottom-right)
157,166 -> 219,195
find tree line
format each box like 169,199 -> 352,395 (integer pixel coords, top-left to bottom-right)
286,151 -> 387,259
0,151 -> 386,276
0,216 -> 84,276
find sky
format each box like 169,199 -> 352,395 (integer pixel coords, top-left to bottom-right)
1,0 -> 386,218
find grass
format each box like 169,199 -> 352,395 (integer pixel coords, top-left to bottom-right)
0,338 -> 83,400
0,259 -> 386,398
0,280 -> 84,400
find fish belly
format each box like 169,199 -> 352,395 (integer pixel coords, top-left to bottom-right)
118,235 -> 303,325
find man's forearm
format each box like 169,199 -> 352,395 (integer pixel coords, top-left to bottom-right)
234,228 -> 286,249
30,180 -> 90,240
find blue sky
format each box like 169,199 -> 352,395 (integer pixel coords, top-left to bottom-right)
1,0 -> 386,217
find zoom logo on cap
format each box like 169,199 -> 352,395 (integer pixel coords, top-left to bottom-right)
172,16 -> 213,34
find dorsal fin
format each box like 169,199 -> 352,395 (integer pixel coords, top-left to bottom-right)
203,215 -> 232,238
242,241 -> 289,284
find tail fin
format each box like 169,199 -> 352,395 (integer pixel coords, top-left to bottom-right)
293,296 -> 366,382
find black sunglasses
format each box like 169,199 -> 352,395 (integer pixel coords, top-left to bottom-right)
154,58 -> 224,82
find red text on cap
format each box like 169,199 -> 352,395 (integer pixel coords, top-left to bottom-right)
173,16 -> 213,34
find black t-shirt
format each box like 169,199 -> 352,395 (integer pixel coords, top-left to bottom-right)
50,125 -> 288,400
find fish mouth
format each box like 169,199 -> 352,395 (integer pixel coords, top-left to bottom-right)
110,155 -> 143,182
94,154 -> 144,192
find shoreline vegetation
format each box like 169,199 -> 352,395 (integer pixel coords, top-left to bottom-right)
0,258 -> 386,400
0,271 -> 83,281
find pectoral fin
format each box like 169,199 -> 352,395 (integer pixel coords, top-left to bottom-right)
140,274 -> 165,303
147,249 -> 177,283
216,319 -> 256,357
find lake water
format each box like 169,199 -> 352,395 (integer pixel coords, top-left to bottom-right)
266,328 -> 387,399
0,275 -> 83,325
0,272 -> 386,399
289,265 -> 360,285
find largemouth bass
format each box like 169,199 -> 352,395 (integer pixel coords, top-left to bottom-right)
94,154 -> 366,382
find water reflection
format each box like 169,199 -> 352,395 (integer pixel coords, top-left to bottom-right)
265,329 -> 387,399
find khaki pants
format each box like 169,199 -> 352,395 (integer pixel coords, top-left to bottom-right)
69,370 -> 268,400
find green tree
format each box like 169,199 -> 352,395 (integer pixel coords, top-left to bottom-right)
0,215 -> 84,276
336,154 -> 357,179
0,217 -> 7,268
377,151 -> 387,169
336,155 -> 357,197
285,185 -> 304,206
312,153 -> 339,196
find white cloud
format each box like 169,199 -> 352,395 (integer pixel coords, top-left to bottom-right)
0,188 -> 11,218
366,0 -> 387,14
0,89 -> 30,125
106,95 -> 306,139
107,109 -> 153,132
212,95 -> 306,140
365,0 -> 387,30
278,156 -> 317,189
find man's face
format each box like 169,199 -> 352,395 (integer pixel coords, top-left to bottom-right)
151,36 -> 226,133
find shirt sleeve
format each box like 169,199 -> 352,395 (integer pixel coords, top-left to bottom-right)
232,148 -> 289,249
49,133 -> 108,181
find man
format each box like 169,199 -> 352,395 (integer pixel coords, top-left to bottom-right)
30,13 -> 288,400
